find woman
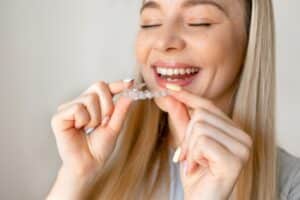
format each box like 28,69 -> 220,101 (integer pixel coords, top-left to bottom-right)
47,0 -> 300,199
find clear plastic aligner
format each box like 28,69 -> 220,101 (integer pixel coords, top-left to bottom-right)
121,83 -> 169,101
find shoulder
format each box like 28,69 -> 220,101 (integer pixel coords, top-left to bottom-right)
278,147 -> 300,200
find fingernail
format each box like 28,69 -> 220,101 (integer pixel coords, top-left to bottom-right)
183,161 -> 188,176
123,78 -> 134,83
84,127 -> 94,135
172,147 -> 181,163
101,115 -> 110,127
166,83 -> 182,91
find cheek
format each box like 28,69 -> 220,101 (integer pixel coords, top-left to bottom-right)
190,27 -> 246,97
135,34 -> 170,110
135,33 -> 158,89
194,29 -> 244,67
135,32 -> 152,65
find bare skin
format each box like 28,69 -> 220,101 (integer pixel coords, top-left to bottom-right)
47,0 -> 252,199
136,0 -> 247,147
47,80 -> 135,199
136,0 -> 252,199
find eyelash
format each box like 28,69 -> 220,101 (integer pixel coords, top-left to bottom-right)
140,24 -> 161,29
140,23 -> 211,29
188,23 -> 212,27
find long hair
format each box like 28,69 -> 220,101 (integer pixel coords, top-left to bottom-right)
88,0 -> 277,199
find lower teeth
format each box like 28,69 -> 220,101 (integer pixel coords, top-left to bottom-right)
165,76 -> 194,81
159,72 -> 198,81
167,77 -> 182,81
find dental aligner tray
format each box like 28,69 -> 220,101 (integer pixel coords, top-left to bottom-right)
120,82 -> 169,100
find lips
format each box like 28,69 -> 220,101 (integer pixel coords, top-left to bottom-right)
152,60 -> 200,68
151,60 -> 201,87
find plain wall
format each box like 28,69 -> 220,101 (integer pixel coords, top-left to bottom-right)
0,0 -> 299,199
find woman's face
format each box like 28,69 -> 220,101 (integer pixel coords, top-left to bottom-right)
135,0 -> 248,112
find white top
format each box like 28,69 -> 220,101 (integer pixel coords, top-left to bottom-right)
168,147 -> 300,200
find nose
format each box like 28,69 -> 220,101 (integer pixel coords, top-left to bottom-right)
153,24 -> 186,53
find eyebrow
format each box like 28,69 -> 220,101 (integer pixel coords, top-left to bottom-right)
140,0 -> 226,15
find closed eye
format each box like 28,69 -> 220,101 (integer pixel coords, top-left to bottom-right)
140,24 -> 162,29
140,23 -> 211,29
188,23 -> 212,27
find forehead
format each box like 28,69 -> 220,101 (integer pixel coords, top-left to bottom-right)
140,0 -> 228,15
142,0 -> 225,7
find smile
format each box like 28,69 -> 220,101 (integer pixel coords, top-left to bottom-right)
151,61 -> 201,87
155,66 -> 199,79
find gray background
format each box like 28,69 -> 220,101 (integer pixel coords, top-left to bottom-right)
0,0 -> 299,199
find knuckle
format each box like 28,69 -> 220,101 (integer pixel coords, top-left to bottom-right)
74,103 -> 85,113
238,129 -> 253,147
240,146 -> 251,163
50,113 -> 64,131
94,81 -> 107,90
85,93 -> 98,104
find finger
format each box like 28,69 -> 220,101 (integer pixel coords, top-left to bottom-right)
188,121 -> 251,169
166,86 -> 234,125
190,108 -> 252,148
51,103 -> 90,133
185,125 -> 209,175
83,80 -> 134,96
163,95 -> 190,147
56,94 -> 102,130
82,82 -> 114,123
84,96 -> 133,161
179,108 -> 251,162
189,135 -> 235,176
108,79 -> 134,94
179,119 -> 194,162
104,96 -> 134,135
57,79 -> 134,111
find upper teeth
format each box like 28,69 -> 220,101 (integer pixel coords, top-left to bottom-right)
156,67 -> 199,76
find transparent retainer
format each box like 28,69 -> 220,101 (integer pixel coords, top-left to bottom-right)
120,83 -> 169,101
84,82 -> 169,135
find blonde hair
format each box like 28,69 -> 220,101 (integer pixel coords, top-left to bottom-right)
88,0 -> 278,199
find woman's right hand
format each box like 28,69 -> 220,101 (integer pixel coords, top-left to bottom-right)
51,80 -> 134,177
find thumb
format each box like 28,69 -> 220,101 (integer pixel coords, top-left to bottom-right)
164,96 -> 190,146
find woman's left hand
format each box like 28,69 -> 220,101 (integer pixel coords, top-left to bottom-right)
166,87 -> 253,200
